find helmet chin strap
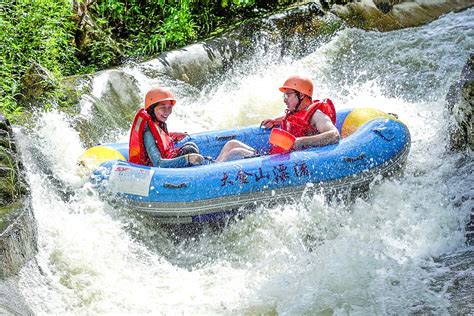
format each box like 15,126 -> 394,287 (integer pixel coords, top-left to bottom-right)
287,92 -> 304,115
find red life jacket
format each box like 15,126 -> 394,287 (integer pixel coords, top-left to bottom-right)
128,109 -> 180,165
270,99 -> 336,154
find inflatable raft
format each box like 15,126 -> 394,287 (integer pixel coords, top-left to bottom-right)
83,108 -> 410,223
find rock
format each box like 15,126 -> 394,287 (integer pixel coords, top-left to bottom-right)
0,113 -> 37,278
0,112 -> 36,314
372,1 -> 406,14
18,61 -> 57,109
467,211 -> 474,246
447,54 -> 474,151
65,69 -> 142,147
331,0 -> 474,31
0,278 -> 33,315
446,54 -> 473,245
0,201 -> 37,278
0,116 -> 26,206
142,36 -> 247,88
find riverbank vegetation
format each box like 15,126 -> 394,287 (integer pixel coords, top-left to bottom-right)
0,0 -> 298,121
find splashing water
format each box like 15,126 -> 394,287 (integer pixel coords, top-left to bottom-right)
16,8 -> 473,314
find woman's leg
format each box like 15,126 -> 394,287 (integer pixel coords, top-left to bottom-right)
216,139 -> 256,162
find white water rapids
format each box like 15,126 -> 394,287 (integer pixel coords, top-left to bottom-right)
15,8 -> 473,315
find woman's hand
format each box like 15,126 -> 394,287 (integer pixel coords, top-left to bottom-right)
170,132 -> 188,142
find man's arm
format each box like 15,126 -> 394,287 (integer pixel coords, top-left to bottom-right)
292,111 -> 340,150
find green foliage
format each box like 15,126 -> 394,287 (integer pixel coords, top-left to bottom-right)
0,0 -> 301,121
319,19 -> 343,37
221,0 -> 256,7
88,0 -> 295,59
83,15 -> 122,69
128,1 -> 197,57
0,0 -> 85,121
89,0 -> 198,58
0,147 -> 26,204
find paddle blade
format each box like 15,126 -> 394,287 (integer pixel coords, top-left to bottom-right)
269,128 -> 296,152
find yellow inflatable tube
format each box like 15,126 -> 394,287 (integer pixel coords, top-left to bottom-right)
77,145 -> 126,177
341,108 -> 400,138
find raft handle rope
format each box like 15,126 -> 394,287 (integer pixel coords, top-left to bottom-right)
343,153 -> 366,163
163,182 -> 188,189
216,134 -> 237,141
373,127 -> 396,141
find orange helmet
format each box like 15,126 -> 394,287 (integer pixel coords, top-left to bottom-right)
279,75 -> 313,98
144,87 -> 176,110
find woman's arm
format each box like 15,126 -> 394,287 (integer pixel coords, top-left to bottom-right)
143,129 -> 196,168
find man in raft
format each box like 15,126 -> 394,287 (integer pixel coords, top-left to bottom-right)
216,75 -> 340,162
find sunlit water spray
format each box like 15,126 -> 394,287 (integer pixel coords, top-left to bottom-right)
16,8 -> 473,314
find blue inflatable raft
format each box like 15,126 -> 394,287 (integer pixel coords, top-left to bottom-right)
83,108 -> 410,223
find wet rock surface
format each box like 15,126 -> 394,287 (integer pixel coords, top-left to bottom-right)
447,54 -> 474,245
0,114 -> 36,313
330,0 -> 473,31
66,69 -> 142,147
447,54 -> 474,152
434,250 -> 474,314
18,61 -> 57,109
0,278 -> 33,315
0,115 -> 29,231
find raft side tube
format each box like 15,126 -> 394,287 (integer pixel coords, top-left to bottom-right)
86,107 -> 410,223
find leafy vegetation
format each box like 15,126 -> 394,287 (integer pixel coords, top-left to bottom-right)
87,0 -> 297,59
0,0 -> 298,121
0,0 -> 84,120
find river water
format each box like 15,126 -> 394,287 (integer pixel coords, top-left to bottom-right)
15,8 -> 473,315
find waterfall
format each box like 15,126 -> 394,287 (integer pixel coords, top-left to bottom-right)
14,7 -> 473,314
